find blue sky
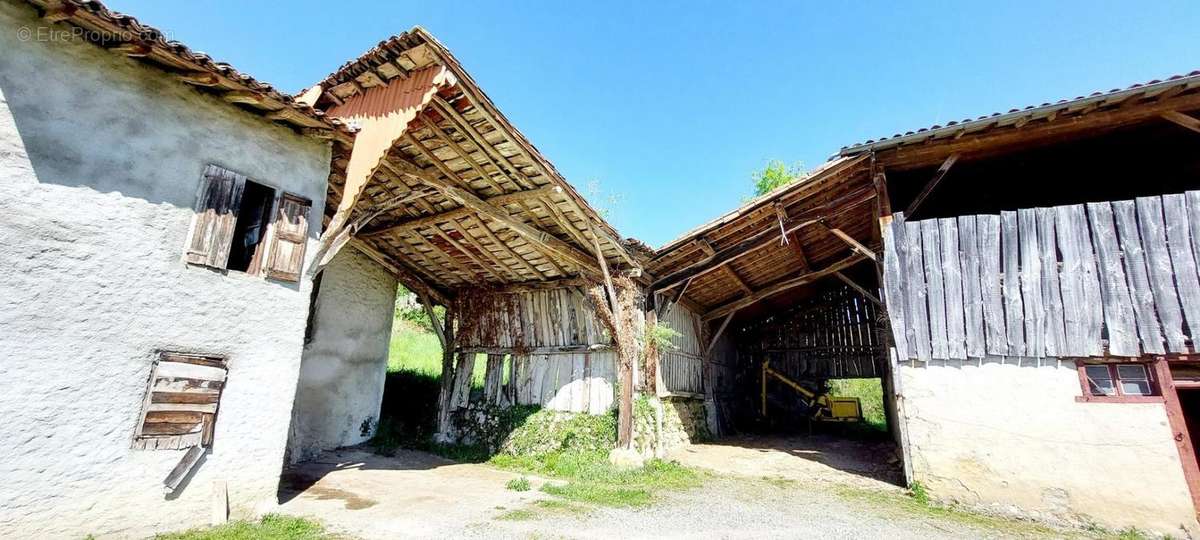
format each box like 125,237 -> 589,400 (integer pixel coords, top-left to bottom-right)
108,0 -> 1200,247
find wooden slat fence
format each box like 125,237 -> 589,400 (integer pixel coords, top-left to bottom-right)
739,284 -> 884,378
882,190 -> 1200,360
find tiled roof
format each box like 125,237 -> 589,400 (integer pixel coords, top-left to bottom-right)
840,70 -> 1200,156
22,0 -> 352,135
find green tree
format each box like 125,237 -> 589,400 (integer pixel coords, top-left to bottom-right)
751,160 -> 806,197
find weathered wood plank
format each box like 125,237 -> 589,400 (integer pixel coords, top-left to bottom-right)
1113,200 -> 1165,354
1164,193 -> 1200,346
1001,211 -> 1025,356
1036,208 -> 1066,357
921,220 -> 949,359
1087,202 -> 1140,357
904,220 -> 932,361
1017,209 -> 1045,357
1075,204 -> 1105,357
880,214 -> 910,360
1055,205 -> 1087,355
978,214 -> 1007,356
939,218 -> 966,359
1136,196 -> 1188,352
958,215 -> 985,357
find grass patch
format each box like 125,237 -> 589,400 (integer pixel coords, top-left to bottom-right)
835,484 -> 1089,538
155,514 -> 328,540
495,508 -> 538,521
541,482 -> 652,507
506,477 -> 531,492
827,378 -> 887,431
493,450 -> 702,508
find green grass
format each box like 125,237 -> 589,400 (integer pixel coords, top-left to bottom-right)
832,484 -> 1142,539
492,450 -> 702,508
387,320 -> 443,375
155,515 -> 328,540
506,477 -> 531,492
827,378 -> 887,431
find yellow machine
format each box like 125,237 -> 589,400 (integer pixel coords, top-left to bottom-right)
761,360 -> 862,422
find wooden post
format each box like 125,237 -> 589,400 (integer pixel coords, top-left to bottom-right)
589,225 -> 634,449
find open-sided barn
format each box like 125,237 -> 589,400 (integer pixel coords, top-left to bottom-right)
4,0 -> 1200,536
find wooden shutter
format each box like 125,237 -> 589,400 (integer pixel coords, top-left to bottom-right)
265,193 -> 312,282
133,352 -> 227,450
184,165 -> 245,269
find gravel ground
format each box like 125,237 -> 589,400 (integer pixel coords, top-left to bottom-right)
465,476 -> 1050,540
276,440 -> 1090,540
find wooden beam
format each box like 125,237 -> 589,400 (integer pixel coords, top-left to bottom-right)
430,95 -> 536,189
178,72 -> 220,87
112,42 -> 151,57
651,186 -> 878,293
721,265 -> 753,296
1163,111 -> 1200,135
384,156 -> 601,278
222,90 -> 267,106
905,153 -> 959,217
834,271 -> 883,308
426,225 -> 507,282
787,231 -> 810,271
350,239 -> 450,306
464,214 -> 547,280
823,224 -> 877,261
41,4 -> 76,22
705,311 -> 736,357
874,91 -> 1200,170
703,254 -> 866,321
360,184 -> 559,236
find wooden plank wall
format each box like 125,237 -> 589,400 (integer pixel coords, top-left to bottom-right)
458,287 -> 611,350
506,352 -> 615,414
740,285 -> 884,378
882,190 -> 1200,361
659,303 -> 705,395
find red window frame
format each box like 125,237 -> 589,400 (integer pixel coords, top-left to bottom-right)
1076,361 -> 1163,403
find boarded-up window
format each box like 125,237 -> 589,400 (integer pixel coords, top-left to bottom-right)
265,193 -> 312,282
184,165 -> 246,269
132,352 -> 227,450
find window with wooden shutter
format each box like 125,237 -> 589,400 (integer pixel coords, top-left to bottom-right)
184,165 -> 246,269
133,352 -> 227,451
265,193 -> 312,282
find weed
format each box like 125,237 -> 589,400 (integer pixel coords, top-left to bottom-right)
506,477 -> 531,492
155,514 -> 327,540
541,482 -> 652,507
495,509 -> 538,521
908,481 -> 929,505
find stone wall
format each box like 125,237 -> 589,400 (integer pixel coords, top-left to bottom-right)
288,247 -> 398,463
0,2 -> 330,537
633,396 -> 709,456
899,358 -> 1197,536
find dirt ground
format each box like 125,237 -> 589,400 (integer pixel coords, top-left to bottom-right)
272,437 -> 1084,539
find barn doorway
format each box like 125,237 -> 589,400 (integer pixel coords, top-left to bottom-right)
688,268 -> 903,485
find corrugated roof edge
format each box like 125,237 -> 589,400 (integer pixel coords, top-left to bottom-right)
20,0 -> 352,137
839,70 -> 1200,157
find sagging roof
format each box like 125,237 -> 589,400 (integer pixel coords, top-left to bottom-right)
647,154 -> 878,320
20,0 -> 352,138
840,70 -> 1200,170
307,27 -> 636,301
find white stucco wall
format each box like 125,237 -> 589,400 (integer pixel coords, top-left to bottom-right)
288,247 -> 397,464
0,2 -> 331,537
899,358 -> 1197,535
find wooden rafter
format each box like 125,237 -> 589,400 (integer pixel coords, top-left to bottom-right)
464,214 -> 546,280
703,254 -> 866,321
350,239 -> 450,306
1163,111 -> 1200,135
429,96 -> 536,189
426,224 -> 507,282
905,153 -> 959,217
834,271 -> 883,308
359,184 -> 560,236
418,116 -> 511,194
446,218 -> 523,282
381,155 -> 602,278
822,224 -> 877,261
651,187 -> 878,293
721,265 -> 753,296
